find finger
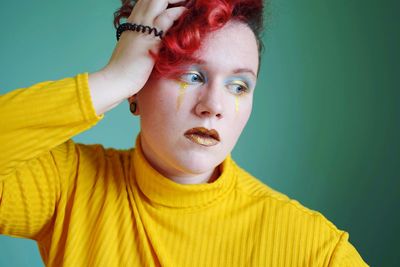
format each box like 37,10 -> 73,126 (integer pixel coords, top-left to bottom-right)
167,0 -> 192,9
141,0 -> 168,23
168,0 -> 188,4
150,0 -> 188,10
127,0 -> 149,22
141,0 -> 187,24
154,6 -> 187,32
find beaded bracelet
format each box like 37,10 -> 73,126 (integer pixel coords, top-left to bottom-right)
116,23 -> 164,41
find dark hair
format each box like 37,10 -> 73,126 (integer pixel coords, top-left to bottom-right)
114,0 -> 264,77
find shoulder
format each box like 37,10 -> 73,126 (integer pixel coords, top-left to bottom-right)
231,158 -> 343,239
231,160 -> 368,265
50,140 -> 134,185
234,160 -> 368,266
58,140 -> 133,163
231,159 -> 311,213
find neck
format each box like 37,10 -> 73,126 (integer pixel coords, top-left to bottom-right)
169,166 -> 220,184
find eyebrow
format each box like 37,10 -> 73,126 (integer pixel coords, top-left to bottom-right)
232,68 -> 257,78
191,59 -> 257,78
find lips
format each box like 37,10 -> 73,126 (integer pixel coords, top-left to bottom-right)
184,127 -> 220,147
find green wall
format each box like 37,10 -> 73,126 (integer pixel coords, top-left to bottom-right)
0,0 -> 398,266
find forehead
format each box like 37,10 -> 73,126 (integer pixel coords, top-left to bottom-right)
192,21 -> 259,75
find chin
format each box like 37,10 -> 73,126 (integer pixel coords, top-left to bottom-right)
173,151 -> 225,175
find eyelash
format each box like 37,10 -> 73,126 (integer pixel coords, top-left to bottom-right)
227,81 -> 250,95
179,71 -> 205,84
178,71 -> 251,95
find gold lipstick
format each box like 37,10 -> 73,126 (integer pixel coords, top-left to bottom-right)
184,127 -> 220,147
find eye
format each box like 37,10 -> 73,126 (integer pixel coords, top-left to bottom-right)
227,80 -> 250,95
179,71 -> 204,84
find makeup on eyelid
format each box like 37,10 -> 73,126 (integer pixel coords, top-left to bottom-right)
174,67 -> 254,112
226,77 -> 253,92
179,69 -> 253,90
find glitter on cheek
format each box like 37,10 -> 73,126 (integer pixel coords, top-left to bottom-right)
235,96 -> 239,112
177,82 -> 188,110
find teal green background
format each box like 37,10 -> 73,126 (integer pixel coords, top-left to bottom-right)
0,0 -> 398,266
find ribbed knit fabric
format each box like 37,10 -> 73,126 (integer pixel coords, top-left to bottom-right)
0,73 -> 368,266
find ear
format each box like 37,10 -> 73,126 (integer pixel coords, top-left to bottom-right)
128,94 -> 140,116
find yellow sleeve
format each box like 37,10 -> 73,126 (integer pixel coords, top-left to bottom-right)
0,73 -> 102,239
329,232 -> 369,267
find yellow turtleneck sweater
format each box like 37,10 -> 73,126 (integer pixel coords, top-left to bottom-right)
0,73 -> 368,266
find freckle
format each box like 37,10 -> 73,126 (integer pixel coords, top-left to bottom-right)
235,96 -> 239,112
177,82 -> 188,110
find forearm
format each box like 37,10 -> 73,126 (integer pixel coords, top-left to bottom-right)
88,69 -> 132,116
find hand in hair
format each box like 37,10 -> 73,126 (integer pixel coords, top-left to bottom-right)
88,0 -> 187,116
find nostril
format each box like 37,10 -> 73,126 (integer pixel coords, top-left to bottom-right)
216,113 -> 222,118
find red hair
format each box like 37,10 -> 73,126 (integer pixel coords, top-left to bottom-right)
114,0 -> 264,77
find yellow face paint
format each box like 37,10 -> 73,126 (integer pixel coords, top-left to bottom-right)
177,81 -> 188,110
235,96 -> 239,112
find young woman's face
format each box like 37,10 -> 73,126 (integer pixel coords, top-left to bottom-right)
136,21 -> 259,180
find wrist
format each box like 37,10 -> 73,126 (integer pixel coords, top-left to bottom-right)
99,66 -> 135,95
88,69 -> 131,116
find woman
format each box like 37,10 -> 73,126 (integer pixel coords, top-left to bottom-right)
0,0 -> 368,266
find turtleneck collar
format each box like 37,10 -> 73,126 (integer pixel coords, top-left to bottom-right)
132,134 -> 236,209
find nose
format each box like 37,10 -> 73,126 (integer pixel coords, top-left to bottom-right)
194,81 -> 224,119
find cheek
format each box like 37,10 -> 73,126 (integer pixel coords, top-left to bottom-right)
233,95 -> 253,117
140,88 -> 177,115
243,99 -> 253,119
138,81 -> 191,145
232,98 -> 253,136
